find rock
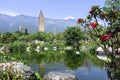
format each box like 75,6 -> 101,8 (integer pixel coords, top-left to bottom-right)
0,61 -> 36,80
96,46 -> 117,54
114,48 -> 120,53
96,47 -> 105,54
43,71 -> 77,80
0,45 -> 9,53
97,55 -> 107,61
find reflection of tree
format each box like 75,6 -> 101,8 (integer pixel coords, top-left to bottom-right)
64,50 -> 86,69
89,55 -> 104,68
64,50 -> 105,70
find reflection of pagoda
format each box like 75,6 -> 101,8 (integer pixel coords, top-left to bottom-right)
39,61 -> 45,78
38,10 -> 44,32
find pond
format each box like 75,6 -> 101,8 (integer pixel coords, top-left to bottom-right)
30,62 -> 108,80
5,50 -> 108,80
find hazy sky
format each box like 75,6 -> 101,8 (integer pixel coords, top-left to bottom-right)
0,0 -> 105,19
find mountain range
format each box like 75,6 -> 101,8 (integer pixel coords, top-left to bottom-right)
0,13 -> 77,33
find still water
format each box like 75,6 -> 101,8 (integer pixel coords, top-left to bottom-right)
29,50 -> 108,80
30,62 -> 108,80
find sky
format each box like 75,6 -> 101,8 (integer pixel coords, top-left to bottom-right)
0,0 -> 105,19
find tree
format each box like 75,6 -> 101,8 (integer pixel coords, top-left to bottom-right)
78,5 -> 120,80
105,0 -> 120,11
56,33 -> 64,40
64,26 -> 85,50
25,28 -> 28,35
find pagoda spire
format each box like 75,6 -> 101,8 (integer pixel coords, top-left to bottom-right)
38,10 -> 44,32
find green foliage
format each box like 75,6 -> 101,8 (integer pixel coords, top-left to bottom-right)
0,43 -> 4,47
105,0 -> 120,11
64,26 -> 85,49
56,33 -> 64,40
18,35 -> 30,42
78,3 -> 120,80
0,32 -> 13,43
64,50 -> 86,69
33,32 -> 46,41
35,72 -> 42,80
8,41 -> 27,52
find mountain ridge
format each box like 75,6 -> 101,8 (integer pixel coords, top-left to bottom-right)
0,13 -> 77,33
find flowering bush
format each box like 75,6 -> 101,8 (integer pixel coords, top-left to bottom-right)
0,64 -> 24,80
78,5 -> 120,80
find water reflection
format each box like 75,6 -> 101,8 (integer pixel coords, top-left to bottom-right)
64,50 -> 86,69
6,50 -> 107,80
31,50 -> 107,79
39,60 -> 45,78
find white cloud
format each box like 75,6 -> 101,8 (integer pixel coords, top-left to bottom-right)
0,10 -> 19,16
63,16 -> 75,20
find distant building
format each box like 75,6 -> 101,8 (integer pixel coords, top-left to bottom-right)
53,26 -> 57,35
38,10 -> 44,32
19,25 -> 22,32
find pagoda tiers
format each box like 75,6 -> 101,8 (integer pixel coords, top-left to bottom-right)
38,10 -> 44,32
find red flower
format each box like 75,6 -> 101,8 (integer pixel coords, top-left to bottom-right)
108,33 -> 112,37
77,18 -> 81,23
89,10 -> 93,14
101,35 -> 108,41
77,18 -> 84,23
90,22 -> 98,28
101,33 -> 113,41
